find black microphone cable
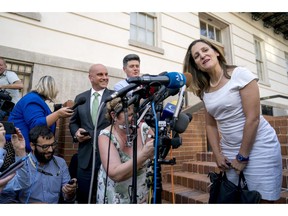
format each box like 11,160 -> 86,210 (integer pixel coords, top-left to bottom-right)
102,118 -> 114,204
88,101 -> 105,203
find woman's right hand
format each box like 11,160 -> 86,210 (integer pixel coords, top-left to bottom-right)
141,139 -> 154,160
57,107 -> 74,118
215,153 -> 231,171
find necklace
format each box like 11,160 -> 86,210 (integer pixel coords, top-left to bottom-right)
114,126 -> 127,146
209,69 -> 224,88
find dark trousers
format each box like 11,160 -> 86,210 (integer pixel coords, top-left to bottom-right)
77,165 -> 99,204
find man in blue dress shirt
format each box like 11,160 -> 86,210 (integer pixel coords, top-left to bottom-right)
1,125 -> 77,203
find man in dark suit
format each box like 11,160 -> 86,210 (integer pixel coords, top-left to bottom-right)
69,64 -> 114,203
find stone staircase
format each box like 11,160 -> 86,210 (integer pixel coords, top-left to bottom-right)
161,111 -> 288,204
162,152 -> 288,203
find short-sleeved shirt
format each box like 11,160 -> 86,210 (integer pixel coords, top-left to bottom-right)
0,70 -> 21,104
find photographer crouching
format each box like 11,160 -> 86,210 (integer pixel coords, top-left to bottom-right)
0,57 -> 23,120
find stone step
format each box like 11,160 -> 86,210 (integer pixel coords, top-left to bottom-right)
196,152 -> 215,162
162,182 -> 288,204
182,160 -> 288,189
182,161 -> 219,174
162,183 -> 209,204
166,171 -> 210,193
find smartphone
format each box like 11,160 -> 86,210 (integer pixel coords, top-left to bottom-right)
0,156 -> 27,179
0,121 -> 17,134
80,131 -> 90,136
68,179 -> 75,185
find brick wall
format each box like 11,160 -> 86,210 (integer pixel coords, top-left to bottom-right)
56,106 -> 288,185
56,100 -> 78,166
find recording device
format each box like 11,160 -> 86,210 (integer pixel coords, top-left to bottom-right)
80,131 -> 90,136
105,83 -> 138,103
53,103 -> 62,112
68,179 -> 75,185
0,156 -> 27,179
126,72 -> 186,89
161,102 -> 177,120
71,97 -> 86,110
0,89 -> 14,113
0,121 -> 16,134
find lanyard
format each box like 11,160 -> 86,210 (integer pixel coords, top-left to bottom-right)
29,153 -> 60,176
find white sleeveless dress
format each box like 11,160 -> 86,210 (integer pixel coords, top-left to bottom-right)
203,67 -> 282,200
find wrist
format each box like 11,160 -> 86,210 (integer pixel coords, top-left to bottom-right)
236,153 -> 249,163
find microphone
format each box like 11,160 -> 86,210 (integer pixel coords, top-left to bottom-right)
71,97 -> 86,110
126,72 -> 186,89
172,72 -> 193,122
161,101 -> 177,120
155,87 -> 179,104
173,112 -> 191,133
161,102 -> 192,133
105,83 -> 138,103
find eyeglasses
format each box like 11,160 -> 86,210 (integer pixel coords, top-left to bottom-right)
34,141 -> 58,151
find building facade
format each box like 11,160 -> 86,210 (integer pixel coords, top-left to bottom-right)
0,12 -> 287,114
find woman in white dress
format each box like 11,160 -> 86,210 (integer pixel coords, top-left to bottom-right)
183,39 -> 282,203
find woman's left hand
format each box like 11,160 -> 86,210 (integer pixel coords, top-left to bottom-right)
230,159 -> 247,174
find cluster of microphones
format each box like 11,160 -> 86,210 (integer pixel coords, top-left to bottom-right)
66,71 -> 193,157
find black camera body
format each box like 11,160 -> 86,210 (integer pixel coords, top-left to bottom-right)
0,89 -> 14,113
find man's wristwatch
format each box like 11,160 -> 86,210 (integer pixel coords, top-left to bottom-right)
236,153 -> 249,162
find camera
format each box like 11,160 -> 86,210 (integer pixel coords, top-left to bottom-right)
53,103 -> 63,112
0,89 -> 14,113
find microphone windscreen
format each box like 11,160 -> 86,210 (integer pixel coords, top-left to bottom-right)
166,72 -> 186,89
185,112 -> 193,122
71,97 -> 86,110
173,112 -> 190,133
184,72 -> 192,87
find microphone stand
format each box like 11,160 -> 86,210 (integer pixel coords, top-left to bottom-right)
121,94 -> 140,203
122,96 -> 132,147
153,101 -> 164,203
131,93 -> 140,204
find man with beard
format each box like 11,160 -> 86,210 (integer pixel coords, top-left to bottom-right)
0,125 -> 77,203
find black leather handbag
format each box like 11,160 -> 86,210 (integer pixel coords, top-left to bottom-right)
208,171 -> 262,204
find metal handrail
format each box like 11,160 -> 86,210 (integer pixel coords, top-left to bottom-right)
260,94 -> 288,101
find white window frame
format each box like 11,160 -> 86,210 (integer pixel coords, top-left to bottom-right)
254,36 -> 269,84
199,13 -> 232,65
129,12 -> 164,54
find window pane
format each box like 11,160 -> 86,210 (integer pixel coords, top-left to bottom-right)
200,21 -> 207,37
255,40 -> 262,61
130,12 -> 137,25
130,25 -> 137,40
138,28 -> 146,43
138,13 -> 146,28
146,16 -> 154,31
216,29 -> 221,42
208,24 -> 214,40
147,31 -> 154,46
256,61 -> 263,80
